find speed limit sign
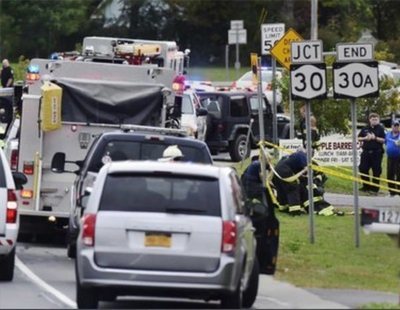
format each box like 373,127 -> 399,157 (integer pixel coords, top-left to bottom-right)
261,23 -> 285,55
290,63 -> 327,100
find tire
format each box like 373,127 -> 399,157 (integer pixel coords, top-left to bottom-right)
76,261 -> 98,309
243,257 -> 260,308
0,247 -> 15,281
67,242 -> 76,259
229,134 -> 251,162
220,276 -> 243,309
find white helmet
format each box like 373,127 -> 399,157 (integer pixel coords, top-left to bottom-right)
162,145 -> 183,160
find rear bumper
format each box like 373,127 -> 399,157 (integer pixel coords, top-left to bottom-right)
77,248 -> 240,297
363,223 -> 400,235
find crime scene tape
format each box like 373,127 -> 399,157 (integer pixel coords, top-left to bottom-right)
257,140 -> 400,194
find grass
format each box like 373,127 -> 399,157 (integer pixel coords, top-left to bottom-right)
275,212 -> 399,293
361,302 -> 400,309
187,66 -> 250,82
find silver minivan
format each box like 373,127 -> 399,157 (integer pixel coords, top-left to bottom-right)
75,161 -> 259,309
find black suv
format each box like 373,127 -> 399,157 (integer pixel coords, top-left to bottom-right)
51,131 -> 213,258
198,91 -> 290,162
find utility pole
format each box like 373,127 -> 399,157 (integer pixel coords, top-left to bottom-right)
311,0 -> 318,40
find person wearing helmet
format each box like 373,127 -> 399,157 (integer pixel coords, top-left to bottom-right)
160,145 -> 184,162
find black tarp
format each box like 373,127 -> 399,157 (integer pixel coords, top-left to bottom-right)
56,78 -> 163,126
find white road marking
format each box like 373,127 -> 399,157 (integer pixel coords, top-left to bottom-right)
256,295 -> 291,307
15,256 -> 77,309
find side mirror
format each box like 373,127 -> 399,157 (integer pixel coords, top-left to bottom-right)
51,152 -> 66,173
51,152 -> 81,174
12,172 -> 27,190
80,187 -> 92,208
196,108 -> 208,117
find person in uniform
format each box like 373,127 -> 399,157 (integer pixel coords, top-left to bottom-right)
358,113 -> 386,194
385,119 -> 400,196
0,59 -> 14,88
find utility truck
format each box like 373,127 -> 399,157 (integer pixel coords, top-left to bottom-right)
15,58 -> 181,234
82,36 -> 190,76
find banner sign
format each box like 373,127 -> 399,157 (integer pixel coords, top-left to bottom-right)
279,138 -> 362,166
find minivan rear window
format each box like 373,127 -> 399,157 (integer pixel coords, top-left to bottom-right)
99,173 -> 221,216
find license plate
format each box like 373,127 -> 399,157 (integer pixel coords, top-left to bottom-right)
379,209 -> 400,224
144,232 -> 171,247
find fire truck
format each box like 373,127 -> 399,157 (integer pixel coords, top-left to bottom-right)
81,36 -> 190,76
14,58 -> 182,234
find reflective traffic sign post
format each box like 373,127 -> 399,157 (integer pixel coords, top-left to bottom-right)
290,40 -> 327,244
261,23 -> 285,152
333,42 -> 379,248
228,20 -> 247,79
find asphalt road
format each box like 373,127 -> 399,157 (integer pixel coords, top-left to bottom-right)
0,239 -> 350,309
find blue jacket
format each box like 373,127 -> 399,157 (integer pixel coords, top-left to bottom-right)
385,131 -> 400,158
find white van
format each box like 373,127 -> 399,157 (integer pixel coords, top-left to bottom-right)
0,148 -> 26,281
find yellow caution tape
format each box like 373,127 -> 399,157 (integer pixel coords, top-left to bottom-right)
257,140 -> 400,193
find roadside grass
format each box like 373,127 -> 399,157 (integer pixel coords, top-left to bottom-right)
275,212 -> 399,293
360,302 -> 400,309
188,66 -> 250,82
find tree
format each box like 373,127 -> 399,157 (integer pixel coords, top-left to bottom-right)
0,0 -> 99,60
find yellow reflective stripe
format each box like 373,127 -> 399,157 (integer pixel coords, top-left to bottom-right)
289,205 -> 302,212
303,196 -> 323,207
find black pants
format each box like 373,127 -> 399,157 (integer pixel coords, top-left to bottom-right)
359,149 -> 383,192
387,156 -> 400,195
272,161 -> 302,207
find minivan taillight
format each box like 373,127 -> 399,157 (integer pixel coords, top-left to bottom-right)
10,150 -> 18,171
222,220 -> 237,253
82,214 -> 96,246
6,190 -> 17,223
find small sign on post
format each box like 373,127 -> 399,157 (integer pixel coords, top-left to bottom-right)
270,28 -> 303,70
228,20 -> 246,76
261,23 -> 285,55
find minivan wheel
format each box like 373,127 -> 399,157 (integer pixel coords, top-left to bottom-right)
229,134 -> 251,162
243,257 -> 260,308
67,242 -> 76,259
0,247 -> 15,281
220,277 -> 243,309
76,281 -> 98,309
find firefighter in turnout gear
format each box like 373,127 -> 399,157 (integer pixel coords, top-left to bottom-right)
241,155 -> 279,275
272,148 -> 308,215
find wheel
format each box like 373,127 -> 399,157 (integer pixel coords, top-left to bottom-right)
67,242 -> 76,259
243,257 -> 260,308
76,282 -> 98,309
220,276 -> 243,309
229,134 -> 251,162
75,261 -> 98,309
0,247 -> 15,281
